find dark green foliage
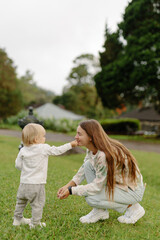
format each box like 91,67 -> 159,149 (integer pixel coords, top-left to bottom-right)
99,27 -> 123,67
53,84 -> 104,118
0,48 -> 23,118
0,88 -> 22,118
67,54 -> 100,86
18,70 -> 55,107
95,0 -> 160,111
53,54 -> 111,119
100,118 -> 140,135
53,90 -> 78,111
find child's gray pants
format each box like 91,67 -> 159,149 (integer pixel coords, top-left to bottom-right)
14,183 -> 45,225
84,160 -> 145,213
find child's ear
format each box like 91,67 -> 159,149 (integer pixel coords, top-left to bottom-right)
34,137 -> 38,143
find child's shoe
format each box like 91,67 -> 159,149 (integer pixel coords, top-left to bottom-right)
13,217 -> 31,226
29,222 -> 46,229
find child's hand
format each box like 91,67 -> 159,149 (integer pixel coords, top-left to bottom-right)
70,140 -> 78,148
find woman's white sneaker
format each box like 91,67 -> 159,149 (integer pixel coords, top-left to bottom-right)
117,207 -> 133,223
118,203 -> 145,224
80,208 -> 109,223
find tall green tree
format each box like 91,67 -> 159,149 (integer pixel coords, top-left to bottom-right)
53,84 -> 104,118
0,48 -> 22,118
53,54 -> 108,118
95,0 -> 160,111
18,70 -> 55,107
99,26 -> 123,67
66,54 -> 100,87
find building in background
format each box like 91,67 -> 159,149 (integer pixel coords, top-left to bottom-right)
35,103 -> 84,120
119,107 -> 160,134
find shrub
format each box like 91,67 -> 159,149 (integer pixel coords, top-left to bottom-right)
43,118 -> 80,133
3,110 -> 28,125
1,109 -> 81,133
100,118 -> 141,135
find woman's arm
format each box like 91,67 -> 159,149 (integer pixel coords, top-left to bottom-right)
57,180 -> 76,199
57,151 -> 90,199
71,153 -> 107,197
71,150 -> 90,185
58,154 -> 107,198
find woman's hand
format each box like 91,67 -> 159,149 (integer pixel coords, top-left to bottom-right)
57,186 -> 67,198
58,188 -> 70,199
57,181 -> 76,199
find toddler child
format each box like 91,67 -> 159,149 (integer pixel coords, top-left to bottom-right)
13,123 -> 77,228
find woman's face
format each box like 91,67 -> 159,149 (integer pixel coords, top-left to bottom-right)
75,125 -> 91,147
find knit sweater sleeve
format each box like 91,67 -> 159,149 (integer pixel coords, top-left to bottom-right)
72,150 -> 90,185
45,143 -> 72,156
72,152 -> 107,196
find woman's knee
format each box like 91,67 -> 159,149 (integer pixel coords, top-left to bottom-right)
85,196 -> 99,207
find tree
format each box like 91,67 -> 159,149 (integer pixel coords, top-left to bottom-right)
53,54 -> 108,118
0,48 -> 22,118
53,84 -> 105,118
18,70 -> 55,107
95,0 -> 160,111
53,90 -> 78,112
99,26 -> 123,67
66,54 -> 100,87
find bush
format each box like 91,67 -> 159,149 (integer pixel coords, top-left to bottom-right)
1,111 -> 141,135
1,110 -> 81,133
100,118 -> 141,135
43,118 -> 80,133
3,110 -> 28,125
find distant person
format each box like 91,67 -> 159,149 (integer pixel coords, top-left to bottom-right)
57,119 -> 146,224
13,123 -> 77,228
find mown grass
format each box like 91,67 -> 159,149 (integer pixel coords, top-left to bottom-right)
0,135 -> 159,240
110,134 -> 160,144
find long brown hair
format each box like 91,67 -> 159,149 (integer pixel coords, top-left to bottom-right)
80,119 -> 139,199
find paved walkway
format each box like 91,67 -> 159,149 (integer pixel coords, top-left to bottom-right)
0,129 -> 160,154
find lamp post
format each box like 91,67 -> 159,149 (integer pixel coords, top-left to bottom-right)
18,106 -> 43,150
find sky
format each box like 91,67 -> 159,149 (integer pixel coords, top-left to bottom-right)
0,0 -> 130,95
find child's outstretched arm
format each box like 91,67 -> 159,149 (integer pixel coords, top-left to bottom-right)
70,140 -> 78,148
46,140 -> 78,156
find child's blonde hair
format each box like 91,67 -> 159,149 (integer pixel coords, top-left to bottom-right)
22,123 -> 44,146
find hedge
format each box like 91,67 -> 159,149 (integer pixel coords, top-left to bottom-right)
2,111 -> 140,135
100,118 -> 141,135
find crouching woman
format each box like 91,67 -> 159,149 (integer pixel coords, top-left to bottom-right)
57,119 -> 146,224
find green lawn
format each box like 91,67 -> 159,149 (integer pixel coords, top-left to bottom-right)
110,134 -> 160,144
0,135 -> 159,240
